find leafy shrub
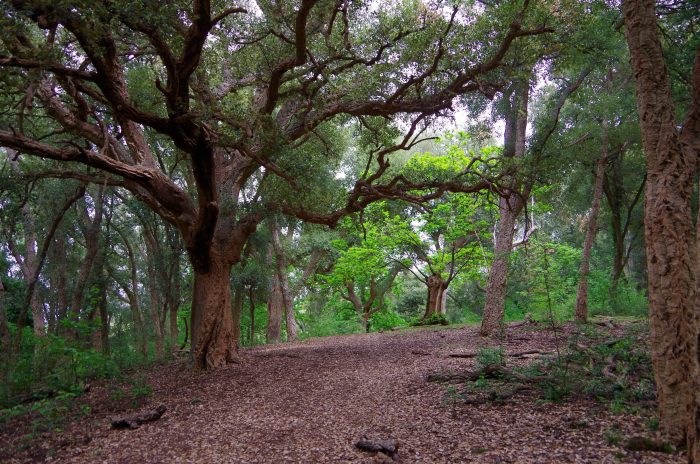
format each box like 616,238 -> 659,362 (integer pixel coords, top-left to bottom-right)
411,312 -> 449,326
369,309 -> 407,331
298,302 -> 362,339
475,347 -> 505,369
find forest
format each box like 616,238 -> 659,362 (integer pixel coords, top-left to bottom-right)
0,0 -> 698,462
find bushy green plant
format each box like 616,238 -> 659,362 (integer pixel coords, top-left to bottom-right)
411,312 -> 449,326
369,309 -> 407,331
297,301 -> 363,339
475,347 -> 505,369
1,327 -> 120,408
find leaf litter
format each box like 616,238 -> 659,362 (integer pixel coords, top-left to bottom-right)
0,323 -> 683,463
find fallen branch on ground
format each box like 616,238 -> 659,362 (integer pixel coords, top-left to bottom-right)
427,364 -> 550,384
446,349 -> 553,359
111,405 -> 167,430
355,437 -> 400,461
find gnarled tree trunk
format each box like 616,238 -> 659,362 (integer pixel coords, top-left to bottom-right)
574,125 -> 608,323
190,250 -> 237,369
424,274 -> 448,319
623,0 -> 700,454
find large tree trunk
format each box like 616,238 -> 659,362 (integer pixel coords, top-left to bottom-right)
575,126 -> 608,322
424,274 -> 448,319
480,80 -> 528,336
623,0 -> 700,453
190,252 -> 237,369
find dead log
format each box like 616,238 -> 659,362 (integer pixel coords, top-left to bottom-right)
355,438 -> 400,461
111,405 -> 167,430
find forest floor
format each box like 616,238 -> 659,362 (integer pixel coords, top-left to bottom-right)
0,322 -> 684,463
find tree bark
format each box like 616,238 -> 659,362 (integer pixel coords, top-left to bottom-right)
480,80 -> 529,336
480,197 -> 521,335
424,274 -> 448,319
574,125 -> 608,323
190,248 -> 238,369
623,0 -> 700,453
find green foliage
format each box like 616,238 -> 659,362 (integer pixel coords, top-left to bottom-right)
475,347 -> 505,370
0,328 -> 120,408
107,374 -> 152,409
239,302 -> 269,347
297,300 -> 363,339
369,309 -> 407,332
411,313 -> 448,327
440,324 -> 655,416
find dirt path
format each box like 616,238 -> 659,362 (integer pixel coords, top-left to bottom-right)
6,325 -> 684,463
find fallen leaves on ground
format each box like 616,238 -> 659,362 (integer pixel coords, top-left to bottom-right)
0,323 -> 682,463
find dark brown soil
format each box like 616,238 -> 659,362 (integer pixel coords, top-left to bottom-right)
0,324 -> 683,463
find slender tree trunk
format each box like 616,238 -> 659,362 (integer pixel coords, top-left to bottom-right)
575,126 -> 608,322
70,187 -> 104,322
169,255 -> 180,348
424,274 -> 448,319
266,273 -> 283,344
144,228 -> 164,357
480,197 -> 521,335
280,270 -> 297,342
603,158 -> 626,287
51,233 -> 68,334
269,221 -> 298,342
116,229 -> 148,358
480,80 -> 529,336
623,0 -> 700,453
247,287 -> 256,346
0,279 -> 10,361
98,279 -> 110,355
232,284 -> 243,350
